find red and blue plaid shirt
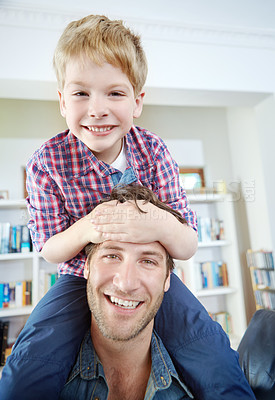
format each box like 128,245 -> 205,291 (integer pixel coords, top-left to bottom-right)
26,126 -> 197,277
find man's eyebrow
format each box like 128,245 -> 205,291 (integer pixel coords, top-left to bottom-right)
98,245 -> 164,260
99,245 -> 124,252
140,251 -> 165,260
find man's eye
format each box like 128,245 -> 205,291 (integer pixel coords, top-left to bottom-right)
142,259 -> 156,265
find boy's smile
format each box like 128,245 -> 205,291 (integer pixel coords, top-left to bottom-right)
58,57 -> 144,164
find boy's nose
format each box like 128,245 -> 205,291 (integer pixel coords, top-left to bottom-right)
113,262 -> 140,293
88,97 -> 108,119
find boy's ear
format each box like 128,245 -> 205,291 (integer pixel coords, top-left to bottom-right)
133,91 -> 145,119
84,259 -> 90,280
58,90 -> 66,118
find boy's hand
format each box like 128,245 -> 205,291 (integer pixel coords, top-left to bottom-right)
90,200 -> 166,243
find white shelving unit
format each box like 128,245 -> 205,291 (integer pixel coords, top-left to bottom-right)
176,193 -> 247,349
0,195 -> 247,349
0,200 -> 56,343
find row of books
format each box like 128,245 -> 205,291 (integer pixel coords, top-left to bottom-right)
199,261 -> 229,289
0,320 -> 9,365
254,290 -> 275,310
209,311 -> 232,335
0,223 -> 32,254
39,271 -> 58,299
246,249 -> 274,270
250,268 -> 275,290
197,217 -> 225,243
0,281 -> 32,308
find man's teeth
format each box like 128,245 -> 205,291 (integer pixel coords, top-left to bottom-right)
110,296 -> 140,309
87,126 -> 112,132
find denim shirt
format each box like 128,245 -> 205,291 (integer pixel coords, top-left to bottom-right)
59,330 -> 194,400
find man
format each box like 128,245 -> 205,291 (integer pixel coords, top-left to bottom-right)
59,184 -> 255,400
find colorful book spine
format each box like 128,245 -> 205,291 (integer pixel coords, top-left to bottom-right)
200,261 -> 229,289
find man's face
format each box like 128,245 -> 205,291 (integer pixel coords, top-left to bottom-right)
84,241 -> 170,342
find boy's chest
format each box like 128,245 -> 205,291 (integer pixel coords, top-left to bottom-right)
56,167 -> 154,219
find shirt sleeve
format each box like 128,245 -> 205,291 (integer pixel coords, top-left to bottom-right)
26,154 -> 70,252
150,139 -> 197,232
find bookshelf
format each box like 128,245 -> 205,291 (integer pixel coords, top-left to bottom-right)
0,200 -> 57,345
246,249 -> 275,310
175,193 -> 247,349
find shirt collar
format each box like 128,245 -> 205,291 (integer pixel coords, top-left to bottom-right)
148,332 -> 193,398
68,330 -> 193,398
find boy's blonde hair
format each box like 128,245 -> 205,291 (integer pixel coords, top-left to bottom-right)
53,14 -> 148,96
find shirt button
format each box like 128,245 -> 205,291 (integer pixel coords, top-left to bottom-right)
160,376 -> 167,385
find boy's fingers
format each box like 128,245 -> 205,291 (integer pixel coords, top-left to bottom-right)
93,223 -> 127,233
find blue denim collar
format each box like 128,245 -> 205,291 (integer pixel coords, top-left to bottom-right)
67,330 -> 193,398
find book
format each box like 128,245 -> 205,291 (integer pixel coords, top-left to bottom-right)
15,281 -> 23,308
0,284 -> 4,308
8,282 -> 16,308
2,283 -> 10,308
20,225 -> 31,253
0,321 -> 9,365
0,222 -> 11,254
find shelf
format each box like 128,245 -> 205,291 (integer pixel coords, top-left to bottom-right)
198,240 -> 230,248
0,305 -> 33,318
0,199 -> 26,209
188,193 -> 227,203
196,287 -> 237,297
0,252 -> 34,261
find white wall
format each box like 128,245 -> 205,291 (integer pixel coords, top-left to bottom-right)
254,95 -> 275,252
227,107 -> 273,250
0,138 -> 47,199
1,0 -> 275,103
138,105 -> 233,187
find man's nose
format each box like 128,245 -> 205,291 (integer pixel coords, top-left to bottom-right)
88,96 -> 108,119
113,262 -> 140,293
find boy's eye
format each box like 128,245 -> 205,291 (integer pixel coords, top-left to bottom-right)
74,91 -> 88,97
110,91 -> 124,97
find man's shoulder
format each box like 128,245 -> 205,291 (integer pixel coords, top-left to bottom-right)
150,331 -> 193,398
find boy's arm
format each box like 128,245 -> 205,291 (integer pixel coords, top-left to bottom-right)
41,205 -> 106,264
91,200 -> 198,260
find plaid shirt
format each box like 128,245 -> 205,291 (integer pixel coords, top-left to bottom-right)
26,126 -> 197,277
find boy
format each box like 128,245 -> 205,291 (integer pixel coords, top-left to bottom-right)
0,15 -> 247,400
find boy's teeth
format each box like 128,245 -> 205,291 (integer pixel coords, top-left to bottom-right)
88,126 -> 112,132
110,296 -> 140,309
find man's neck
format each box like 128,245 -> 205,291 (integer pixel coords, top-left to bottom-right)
91,321 -> 153,400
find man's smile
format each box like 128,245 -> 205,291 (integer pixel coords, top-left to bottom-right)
107,295 -> 142,310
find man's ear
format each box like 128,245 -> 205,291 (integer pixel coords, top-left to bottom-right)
58,90 -> 66,118
133,91 -> 145,119
84,259 -> 90,280
164,272 -> 171,293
